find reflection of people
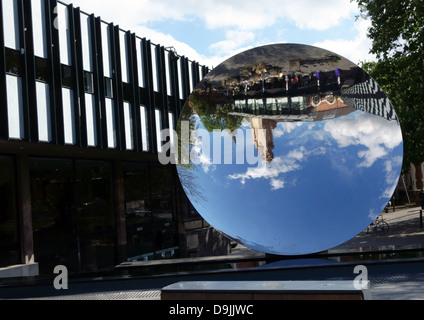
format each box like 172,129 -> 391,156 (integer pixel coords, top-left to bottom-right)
420,189 -> 424,209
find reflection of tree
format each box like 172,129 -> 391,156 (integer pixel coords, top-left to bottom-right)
177,166 -> 207,205
188,91 -> 244,132
176,105 -> 207,205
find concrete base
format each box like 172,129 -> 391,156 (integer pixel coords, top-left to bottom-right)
0,263 -> 39,279
161,281 -> 371,300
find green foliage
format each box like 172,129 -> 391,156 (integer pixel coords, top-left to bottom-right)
188,91 -> 244,132
355,0 -> 424,171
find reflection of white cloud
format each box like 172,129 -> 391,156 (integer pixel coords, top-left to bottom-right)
228,146 -> 325,190
282,122 -> 304,134
273,122 -> 304,139
324,113 -> 402,168
273,129 -> 285,138
271,179 -> 285,191
368,208 -> 379,221
381,156 -> 403,199
358,145 -> 388,169
190,130 -> 216,173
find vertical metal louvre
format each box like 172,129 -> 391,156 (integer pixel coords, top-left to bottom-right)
127,32 -> 141,152
67,4 -> 82,147
142,39 -> 157,154
50,0 -> 65,145
72,6 -> 88,147
94,16 -> 107,149
0,0 -> 9,139
22,0 -> 38,143
111,24 -> 125,151
157,45 -> 169,150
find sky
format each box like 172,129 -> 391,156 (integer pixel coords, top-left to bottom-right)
62,0 -> 376,68
179,111 -> 403,255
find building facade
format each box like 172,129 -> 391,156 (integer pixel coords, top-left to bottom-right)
0,0 -> 230,278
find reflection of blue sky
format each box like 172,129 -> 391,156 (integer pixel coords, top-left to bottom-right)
178,111 -> 404,255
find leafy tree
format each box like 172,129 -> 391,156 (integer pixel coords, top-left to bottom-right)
355,0 -> 424,189
188,91 -> 244,132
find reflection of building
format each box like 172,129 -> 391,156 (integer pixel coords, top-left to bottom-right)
205,49 -> 366,101
244,98 -> 356,164
232,95 -> 356,123
250,118 -> 277,163
342,78 -> 399,123
0,0 -> 229,280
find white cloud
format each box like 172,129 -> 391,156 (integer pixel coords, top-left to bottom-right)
280,0 -> 358,30
67,0 -> 357,32
313,19 -> 376,64
209,30 -> 255,56
63,0 -> 362,66
324,113 -> 403,168
271,179 -> 286,191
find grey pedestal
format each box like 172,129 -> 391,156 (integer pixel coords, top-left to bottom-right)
161,281 -> 371,300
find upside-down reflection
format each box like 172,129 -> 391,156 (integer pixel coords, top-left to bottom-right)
176,43 -> 403,256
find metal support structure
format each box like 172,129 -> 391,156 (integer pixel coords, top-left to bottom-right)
402,174 -> 412,204
0,0 -> 8,139
72,6 -> 88,148
49,0 -> 65,145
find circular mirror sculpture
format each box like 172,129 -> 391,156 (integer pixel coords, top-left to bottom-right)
175,44 -> 403,256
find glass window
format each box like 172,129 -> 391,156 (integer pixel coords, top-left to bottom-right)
101,22 -> 112,78
36,81 -> 52,142
30,158 -> 116,275
139,87 -> 148,105
80,13 -> 93,72
123,163 -> 152,260
178,59 -> 184,99
6,74 -> 24,140
123,163 -> 178,262
0,156 -> 20,268
61,64 -> 73,88
155,109 -> 162,153
168,112 -> 175,154
57,3 -> 72,66
140,106 -> 149,152
85,93 -> 97,147
2,0 -> 20,50
35,56 -> 49,82
105,78 -> 113,98
123,82 -> 132,102
30,158 -> 77,275
120,30 -> 129,84
31,0 -> 48,59
151,44 -> 159,93
165,50 -> 172,96
75,160 -> 115,273
123,102 -> 133,150
136,38 -> 145,88
188,61 -> 194,94
84,71 -> 94,94
149,164 -> 178,258
5,48 -> 22,76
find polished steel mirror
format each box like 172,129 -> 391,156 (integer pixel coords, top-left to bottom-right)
173,43 -> 403,256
